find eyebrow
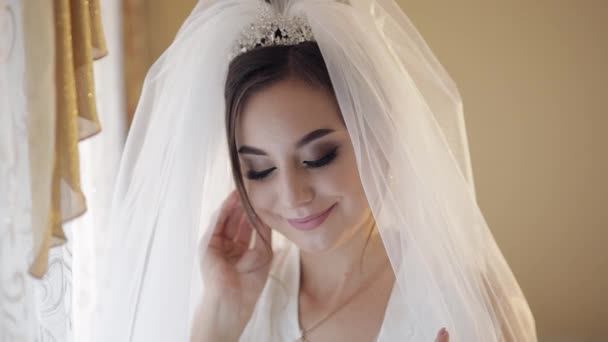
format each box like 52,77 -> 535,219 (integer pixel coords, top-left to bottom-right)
238,128 -> 335,156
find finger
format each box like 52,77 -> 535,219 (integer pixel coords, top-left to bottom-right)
253,219 -> 272,252
234,213 -> 253,247
223,202 -> 245,240
202,191 -> 238,254
211,190 -> 239,237
435,328 -> 449,342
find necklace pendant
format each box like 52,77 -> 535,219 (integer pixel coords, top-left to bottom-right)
296,331 -> 309,342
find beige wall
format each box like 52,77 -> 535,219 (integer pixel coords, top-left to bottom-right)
399,1 -> 607,340
142,1 -> 607,340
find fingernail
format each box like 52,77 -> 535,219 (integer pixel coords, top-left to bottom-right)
440,328 -> 448,336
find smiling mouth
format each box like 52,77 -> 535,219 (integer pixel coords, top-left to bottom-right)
286,204 -> 336,231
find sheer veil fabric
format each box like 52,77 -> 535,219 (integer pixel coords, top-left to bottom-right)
94,1 -> 537,341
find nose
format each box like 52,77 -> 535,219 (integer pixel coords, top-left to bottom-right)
280,167 -> 314,209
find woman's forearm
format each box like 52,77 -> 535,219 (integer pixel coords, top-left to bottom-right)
190,296 -> 246,342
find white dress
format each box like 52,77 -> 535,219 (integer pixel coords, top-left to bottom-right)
239,240 -> 422,342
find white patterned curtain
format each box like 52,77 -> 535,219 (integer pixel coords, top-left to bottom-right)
34,244 -> 73,341
0,1 -> 38,341
0,0 -> 125,340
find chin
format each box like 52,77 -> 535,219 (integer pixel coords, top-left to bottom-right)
283,221 -> 352,254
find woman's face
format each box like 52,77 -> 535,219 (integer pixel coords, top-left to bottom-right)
236,77 -> 372,253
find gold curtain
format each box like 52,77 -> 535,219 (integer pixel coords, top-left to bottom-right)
123,0 -> 148,127
29,0 -> 108,277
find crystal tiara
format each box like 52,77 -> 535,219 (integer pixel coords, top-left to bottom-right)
229,6 -> 315,61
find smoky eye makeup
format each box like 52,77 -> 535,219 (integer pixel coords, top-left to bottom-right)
242,142 -> 342,181
302,144 -> 340,168
241,159 -> 275,180
245,167 -> 276,180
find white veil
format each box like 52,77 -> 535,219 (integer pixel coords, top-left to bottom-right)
94,0 -> 537,341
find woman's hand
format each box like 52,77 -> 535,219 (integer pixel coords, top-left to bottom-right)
435,328 -> 449,342
191,190 -> 273,342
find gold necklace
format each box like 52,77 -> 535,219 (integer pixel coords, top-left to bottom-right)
295,255 -> 390,342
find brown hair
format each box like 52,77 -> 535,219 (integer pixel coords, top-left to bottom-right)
224,41 -> 336,237
225,41 -> 378,267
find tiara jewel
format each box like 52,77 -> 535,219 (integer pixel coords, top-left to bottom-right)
229,6 -> 315,61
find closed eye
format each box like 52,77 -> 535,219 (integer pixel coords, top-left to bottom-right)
303,147 -> 339,168
246,167 -> 276,180
245,147 -> 339,181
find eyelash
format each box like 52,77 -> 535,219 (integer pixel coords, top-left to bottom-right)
245,147 -> 339,181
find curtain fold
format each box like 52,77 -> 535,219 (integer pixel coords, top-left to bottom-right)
30,0 -> 108,278
2,0 -> 114,340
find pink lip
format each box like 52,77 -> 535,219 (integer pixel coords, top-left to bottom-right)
287,204 -> 336,231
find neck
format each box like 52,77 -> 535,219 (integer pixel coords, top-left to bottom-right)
298,215 -> 390,302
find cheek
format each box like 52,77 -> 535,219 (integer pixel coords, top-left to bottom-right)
327,150 -> 370,221
244,181 -> 269,209
323,148 -> 366,199
243,181 -> 280,222
244,183 -> 291,235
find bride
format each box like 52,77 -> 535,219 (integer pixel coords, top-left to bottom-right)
95,1 -> 537,341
